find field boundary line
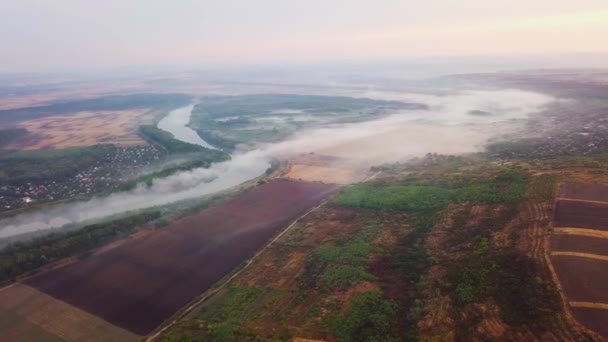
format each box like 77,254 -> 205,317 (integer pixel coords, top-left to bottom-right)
570,301 -> 608,310
0,282 -> 16,293
554,227 -> 608,239
551,251 -> 608,262
145,190 -> 342,341
557,198 -> 608,206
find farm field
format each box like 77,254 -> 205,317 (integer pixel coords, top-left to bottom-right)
6,109 -> 148,149
162,164 -> 595,341
285,164 -> 366,184
571,308 -> 608,337
553,200 -> 608,230
551,234 -> 608,255
551,256 -> 608,303
558,183 -> 608,203
549,182 -> 608,338
0,283 -> 137,342
24,179 -> 339,335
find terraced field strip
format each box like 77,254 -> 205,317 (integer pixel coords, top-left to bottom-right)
554,227 -> 608,239
551,251 -> 608,262
557,198 -> 608,205
524,175 -> 584,341
570,302 -> 608,310
553,200 -> 608,230
558,183 -> 608,203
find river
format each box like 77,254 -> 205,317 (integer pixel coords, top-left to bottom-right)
157,104 -> 217,149
0,105 -> 270,240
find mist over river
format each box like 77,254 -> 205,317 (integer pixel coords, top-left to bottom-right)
0,88 -> 554,240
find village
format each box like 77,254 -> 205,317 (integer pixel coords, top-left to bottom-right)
0,145 -> 162,212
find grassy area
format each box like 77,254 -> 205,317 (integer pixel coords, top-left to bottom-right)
138,125 -> 229,160
333,290 -> 397,341
190,94 -> 425,150
332,171 -> 529,211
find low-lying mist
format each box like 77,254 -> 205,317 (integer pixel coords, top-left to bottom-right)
0,88 -> 554,240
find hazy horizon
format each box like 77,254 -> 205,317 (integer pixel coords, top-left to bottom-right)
2,1 -> 608,72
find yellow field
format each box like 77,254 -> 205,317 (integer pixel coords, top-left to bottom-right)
0,283 -> 139,342
285,164 -> 367,184
6,109 -> 148,149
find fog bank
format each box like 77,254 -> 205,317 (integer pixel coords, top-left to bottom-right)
0,88 -> 554,239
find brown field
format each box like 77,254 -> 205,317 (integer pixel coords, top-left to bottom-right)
285,164 -> 367,184
558,183 -> 608,203
284,153 -> 369,184
551,234 -> 608,255
25,179 -> 339,335
553,200 -> 608,230
571,307 -> 608,337
551,255 -> 608,303
5,109 -> 148,150
0,283 -> 138,342
549,181 -> 608,339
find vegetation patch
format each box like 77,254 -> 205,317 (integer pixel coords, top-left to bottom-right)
190,94 -> 425,150
139,125 -> 229,161
332,171 -> 529,211
333,290 -> 397,342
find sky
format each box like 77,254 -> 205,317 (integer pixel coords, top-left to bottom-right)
2,0 -> 608,71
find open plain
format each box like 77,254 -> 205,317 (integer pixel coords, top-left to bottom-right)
6,109 -> 149,149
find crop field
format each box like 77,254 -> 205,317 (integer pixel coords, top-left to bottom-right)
549,182 -> 608,338
25,179 -> 339,335
553,200 -> 608,230
571,308 -> 608,337
0,283 -> 137,342
551,256 -> 608,302
558,183 -> 608,203
6,110 -> 148,150
551,234 -> 608,255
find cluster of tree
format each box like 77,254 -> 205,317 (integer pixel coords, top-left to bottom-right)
116,159 -> 218,191
332,171 -> 529,212
139,125 -> 229,164
0,211 -> 161,282
0,128 -> 27,148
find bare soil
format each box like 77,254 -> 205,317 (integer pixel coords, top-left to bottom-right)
551,234 -> 608,255
558,183 -> 608,203
571,307 -> 608,337
551,256 -> 608,303
553,200 -> 608,230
